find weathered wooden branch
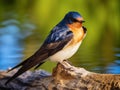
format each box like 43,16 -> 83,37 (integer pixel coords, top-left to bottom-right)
0,61 -> 120,90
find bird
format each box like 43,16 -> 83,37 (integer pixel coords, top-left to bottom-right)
5,11 -> 87,85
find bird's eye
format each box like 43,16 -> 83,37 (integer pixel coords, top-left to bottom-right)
70,18 -> 78,22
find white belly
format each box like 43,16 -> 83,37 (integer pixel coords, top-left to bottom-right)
49,41 -> 82,62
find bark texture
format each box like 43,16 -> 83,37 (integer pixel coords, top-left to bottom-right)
0,61 -> 120,90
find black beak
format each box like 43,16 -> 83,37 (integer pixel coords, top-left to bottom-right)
82,26 -> 87,33
79,20 -> 85,23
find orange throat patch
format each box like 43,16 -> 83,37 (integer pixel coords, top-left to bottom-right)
67,23 -> 85,45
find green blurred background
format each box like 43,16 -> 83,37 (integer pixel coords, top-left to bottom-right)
0,0 -> 120,73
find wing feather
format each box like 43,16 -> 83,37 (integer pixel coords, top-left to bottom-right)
5,25 -> 73,85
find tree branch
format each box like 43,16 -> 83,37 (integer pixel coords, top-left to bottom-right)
0,61 -> 120,90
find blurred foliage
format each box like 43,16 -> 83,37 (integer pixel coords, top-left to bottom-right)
0,0 -> 119,73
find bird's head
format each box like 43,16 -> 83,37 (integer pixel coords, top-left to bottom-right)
63,11 -> 85,26
62,11 -> 86,33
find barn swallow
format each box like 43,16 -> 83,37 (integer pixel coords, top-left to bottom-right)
5,11 -> 87,85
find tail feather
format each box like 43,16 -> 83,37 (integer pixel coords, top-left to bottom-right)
5,54 -> 47,85
34,62 -> 45,70
7,59 -> 28,72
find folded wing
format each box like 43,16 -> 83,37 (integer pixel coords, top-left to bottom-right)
5,25 -> 73,85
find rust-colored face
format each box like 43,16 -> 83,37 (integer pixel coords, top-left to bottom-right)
76,17 -> 84,23
68,17 -> 85,28
67,17 -> 86,44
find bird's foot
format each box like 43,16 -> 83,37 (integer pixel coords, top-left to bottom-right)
60,60 -> 74,71
63,59 -> 73,65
